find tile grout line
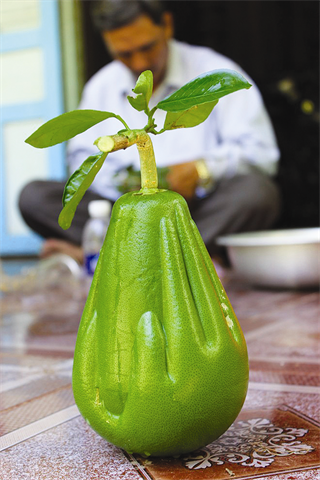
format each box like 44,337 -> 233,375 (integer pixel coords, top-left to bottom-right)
248,355 -> 320,365
0,404 -> 80,452
0,342 -> 75,352
0,359 -> 73,393
0,373 -> 47,393
126,454 -> 154,480
249,381 -> 320,394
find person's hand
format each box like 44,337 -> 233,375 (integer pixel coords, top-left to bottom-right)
166,161 -> 199,200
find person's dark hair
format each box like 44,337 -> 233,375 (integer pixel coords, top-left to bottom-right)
90,0 -> 167,32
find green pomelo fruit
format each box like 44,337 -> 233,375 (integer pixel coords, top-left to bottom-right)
72,189 -> 248,457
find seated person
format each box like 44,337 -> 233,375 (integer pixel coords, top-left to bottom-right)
19,0 -> 281,264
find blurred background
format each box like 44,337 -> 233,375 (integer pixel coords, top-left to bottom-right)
1,0 -> 319,257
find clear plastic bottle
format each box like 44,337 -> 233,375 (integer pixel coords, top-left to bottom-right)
82,200 -> 111,276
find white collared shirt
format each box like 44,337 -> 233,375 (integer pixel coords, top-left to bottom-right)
67,40 -> 280,201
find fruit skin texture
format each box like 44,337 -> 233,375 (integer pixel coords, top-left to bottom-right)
72,189 -> 249,457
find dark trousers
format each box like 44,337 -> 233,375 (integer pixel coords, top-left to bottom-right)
19,172 -> 281,256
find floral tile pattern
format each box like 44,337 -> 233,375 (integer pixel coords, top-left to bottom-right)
129,406 -> 319,479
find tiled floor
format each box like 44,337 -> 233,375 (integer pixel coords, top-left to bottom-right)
0,259 -> 319,479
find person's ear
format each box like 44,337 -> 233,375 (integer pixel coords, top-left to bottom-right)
162,11 -> 174,40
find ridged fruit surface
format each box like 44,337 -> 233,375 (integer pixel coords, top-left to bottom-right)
72,189 -> 248,457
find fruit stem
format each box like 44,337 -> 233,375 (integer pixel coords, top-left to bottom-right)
136,132 -> 158,190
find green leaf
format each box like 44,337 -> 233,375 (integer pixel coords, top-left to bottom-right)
58,151 -> 107,230
156,69 -> 251,112
163,100 -> 218,130
127,70 -> 153,112
25,110 -> 120,148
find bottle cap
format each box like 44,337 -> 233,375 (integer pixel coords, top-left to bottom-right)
88,200 -> 111,218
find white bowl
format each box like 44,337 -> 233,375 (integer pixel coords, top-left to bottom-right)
217,228 -> 320,288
